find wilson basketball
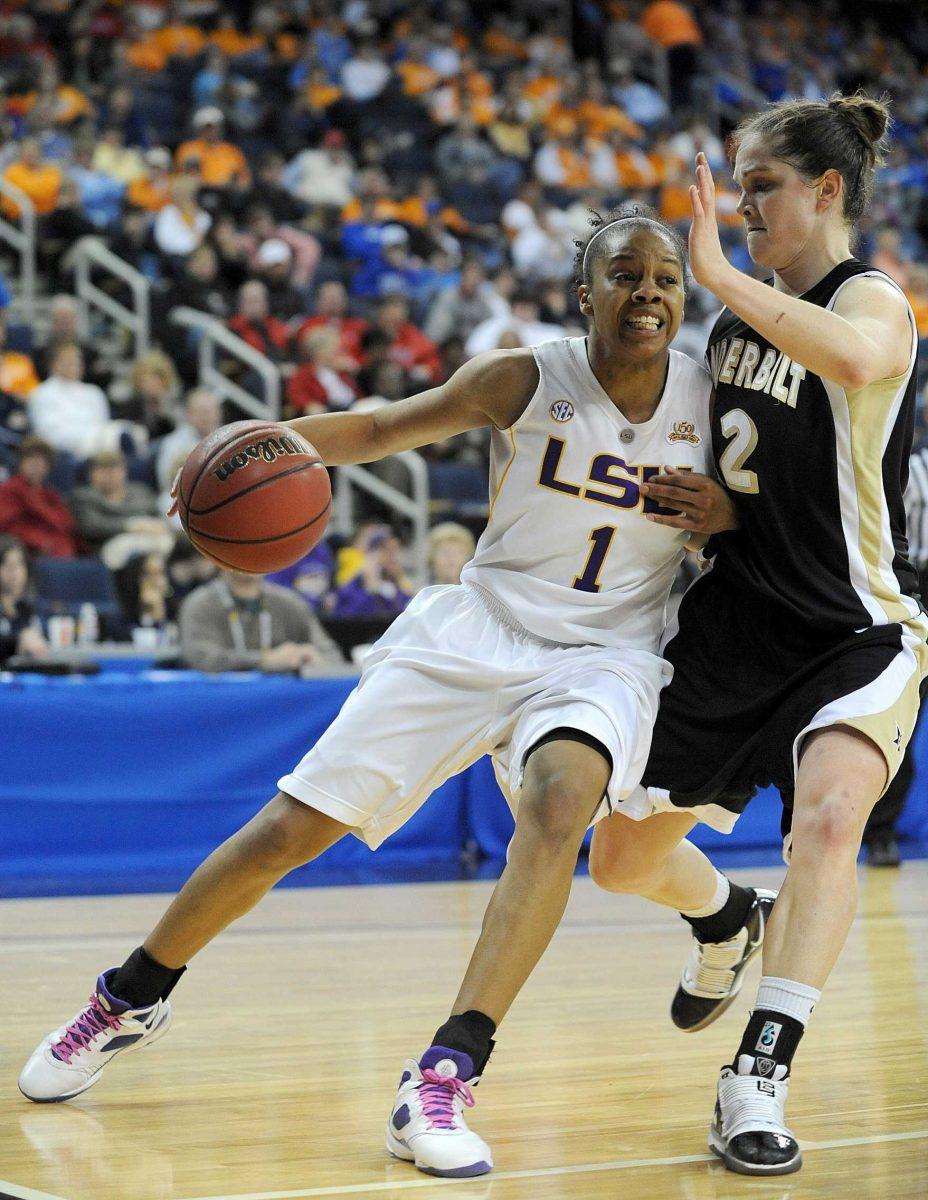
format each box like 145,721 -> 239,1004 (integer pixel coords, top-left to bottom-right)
176,420 -> 331,573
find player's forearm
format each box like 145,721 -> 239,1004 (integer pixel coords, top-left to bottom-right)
712,265 -> 878,390
286,411 -> 381,466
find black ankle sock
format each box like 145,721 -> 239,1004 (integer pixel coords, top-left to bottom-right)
682,881 -> 755,943
109,946 -> 186,1009
735,1009 -> 805,1076
431,1010 -> 496,1076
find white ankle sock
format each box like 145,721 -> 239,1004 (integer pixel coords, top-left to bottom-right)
681,870 -> 730,919
755,976 -> 821,1027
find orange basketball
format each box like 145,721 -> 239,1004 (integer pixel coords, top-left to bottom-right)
176,420 -> 331,573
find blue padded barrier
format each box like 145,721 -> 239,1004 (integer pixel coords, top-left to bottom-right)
1,672 -> 927,897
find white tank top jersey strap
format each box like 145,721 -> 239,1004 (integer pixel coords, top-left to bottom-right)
461,337 -> 714,651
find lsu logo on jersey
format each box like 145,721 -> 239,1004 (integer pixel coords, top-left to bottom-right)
537,435 -> 687,513
709,337 -> 806,407
667,420 -> 701,446
549,400 -> 575,423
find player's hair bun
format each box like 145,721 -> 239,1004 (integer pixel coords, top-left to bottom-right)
827,94 -> 890,155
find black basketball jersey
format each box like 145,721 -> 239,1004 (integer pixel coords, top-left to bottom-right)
705,258 -> 922,636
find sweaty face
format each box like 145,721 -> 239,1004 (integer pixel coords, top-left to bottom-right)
580,224 -> 685,360
733,135 -> 822,272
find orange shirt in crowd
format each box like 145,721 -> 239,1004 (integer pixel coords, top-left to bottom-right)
151,23 -> 206,58
306,81 -> 342,108
556,144 -> 593,190
341,197 -> 403,223
0,351 -> 40,397
175,139 -> 251,187
483,27 -> 529,60
2,161 -> 62,217
394,196 -> 470,232
659,182 -> 692,223
8,84 -> 92,124
125,38 -> 168,73
210,28 -> 264,56
640,0 -> 703,47
905,289 -> 928,337
614,149 -> 661,190
398,60 -> 442,97
127,174 -> 171,212
574,99 -> 641,141
523,75 -> 562,116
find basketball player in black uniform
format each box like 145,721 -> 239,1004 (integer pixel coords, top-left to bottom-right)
591,95 -> 925,1176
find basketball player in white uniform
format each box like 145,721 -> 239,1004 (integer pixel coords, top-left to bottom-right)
20,211 -> 738,1178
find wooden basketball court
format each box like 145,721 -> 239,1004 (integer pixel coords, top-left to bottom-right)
2,862 -> 927,1200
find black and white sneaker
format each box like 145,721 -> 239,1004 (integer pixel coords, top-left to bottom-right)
709,1059 -> 802,1175
671,889 -> 777,1032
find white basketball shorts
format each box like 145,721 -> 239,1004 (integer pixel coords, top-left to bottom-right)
278,583 -> 672,849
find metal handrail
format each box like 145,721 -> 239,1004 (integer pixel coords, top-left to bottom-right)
170,306 -> 281,420
332,452 -> 431,588
0,176 -> 36,326
171,308 -> 430,582
69,236 -> 150,355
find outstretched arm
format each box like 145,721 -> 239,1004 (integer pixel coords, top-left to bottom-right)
689,154 -> 912,391
285,349 -> 538,465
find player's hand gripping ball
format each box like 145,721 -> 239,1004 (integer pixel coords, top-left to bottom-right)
173,420 -> 331,572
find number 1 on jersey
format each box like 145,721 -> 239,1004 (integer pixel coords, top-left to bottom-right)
573,525 -> 617,592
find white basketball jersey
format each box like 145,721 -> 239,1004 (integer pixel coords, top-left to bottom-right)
461,337 -> 713,650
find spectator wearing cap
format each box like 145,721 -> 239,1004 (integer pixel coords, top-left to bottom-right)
153,175 -> 212,258
127,147 -> 173,212
252,238 -> 305,320
155,387 -> 222,492
71,449 -> 173,567
175,107 -> 251,189
286,327 -> 360,416
351,224 -> 428,301
371,296 -> 442,386
227,280 -> 292,360
0,436 -> 78,557
241,203 -> 321,289
282,129 -> 355,210
331,526 -> 412,618
266,541 -> 335,613
1,137 -> 62,218
28,342 -> 111,461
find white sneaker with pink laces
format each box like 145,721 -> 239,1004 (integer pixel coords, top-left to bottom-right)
19,969 -> 172,1103
386,1046 -> 493,1177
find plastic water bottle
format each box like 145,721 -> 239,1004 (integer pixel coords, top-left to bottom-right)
77,602 -> 99,646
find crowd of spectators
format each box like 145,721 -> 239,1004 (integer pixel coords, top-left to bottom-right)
1,0 -> 927,668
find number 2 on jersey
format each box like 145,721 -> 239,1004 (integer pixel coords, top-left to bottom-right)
573,525 -> 617,592
719,408 -> 760,494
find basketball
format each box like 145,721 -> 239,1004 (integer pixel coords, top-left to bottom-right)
175,420 -> 331,573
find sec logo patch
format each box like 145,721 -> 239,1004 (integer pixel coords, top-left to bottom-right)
550,400 -> 574,423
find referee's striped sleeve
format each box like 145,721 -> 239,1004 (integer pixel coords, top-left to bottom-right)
905,448 -> 928,570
